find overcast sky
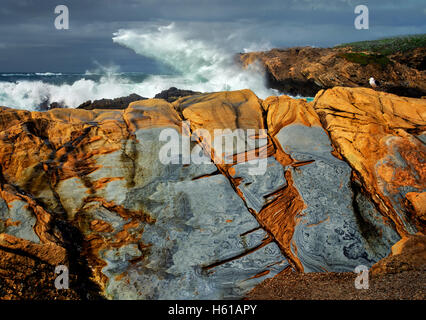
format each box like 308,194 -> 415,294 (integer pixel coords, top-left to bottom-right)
0,0 -> 424,72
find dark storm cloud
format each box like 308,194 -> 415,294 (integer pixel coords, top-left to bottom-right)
0,0 -> 424,72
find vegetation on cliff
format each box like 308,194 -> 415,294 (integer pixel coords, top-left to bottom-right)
336,34 -> 426,55
240,34 -> 426,97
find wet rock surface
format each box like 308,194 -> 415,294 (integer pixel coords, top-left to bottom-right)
77,93 -> 146,110
154,87 -> 201,102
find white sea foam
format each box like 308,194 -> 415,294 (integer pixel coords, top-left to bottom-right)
0,23 -> 277,110
34,72 -> 63,76
0,73 -> 33,76
112,23 -> 276,97
0,77 -> 144,109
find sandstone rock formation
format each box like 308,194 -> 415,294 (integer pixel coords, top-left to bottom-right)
0,87 -> 424,299
370,233 -> 426,275
390,47 -> 426,71
313,87 -> 426,235
240,47 -> 426,98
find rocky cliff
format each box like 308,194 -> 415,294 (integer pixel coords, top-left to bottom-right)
0,87 -> 424,299
240,47 -> 426,98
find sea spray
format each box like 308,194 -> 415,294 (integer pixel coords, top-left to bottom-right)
112,23 -> 276,98
0,23 -> 277,110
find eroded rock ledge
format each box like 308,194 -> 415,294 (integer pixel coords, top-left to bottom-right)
0,87 -> 424,299
240,47 -> 426,97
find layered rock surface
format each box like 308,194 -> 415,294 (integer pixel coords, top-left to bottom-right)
240,47 -> 426,97
313,87 -> 426,235
0,87 -> 424,299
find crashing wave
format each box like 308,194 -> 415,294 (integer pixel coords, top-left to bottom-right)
0,23 -> 276,110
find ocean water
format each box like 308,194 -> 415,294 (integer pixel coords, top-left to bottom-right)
0,71 -> 153,109
0,24 -> 310,111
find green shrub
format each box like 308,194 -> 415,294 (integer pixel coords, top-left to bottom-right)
338,52 -> 391,68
